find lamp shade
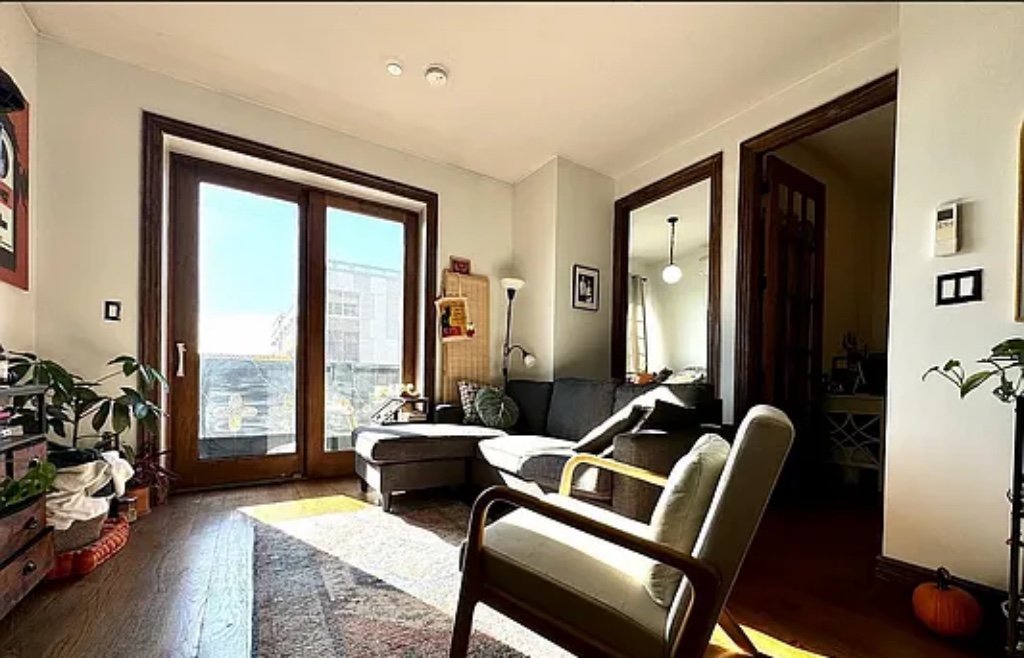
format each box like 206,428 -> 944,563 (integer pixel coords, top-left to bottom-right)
662,263 -> 683,284
523,353 -> 537,368
501,277 -> 525,292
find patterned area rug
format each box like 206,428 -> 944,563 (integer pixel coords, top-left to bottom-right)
249,495 -> 570,658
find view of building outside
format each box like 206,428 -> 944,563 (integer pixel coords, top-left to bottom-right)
196,183 -> 405,459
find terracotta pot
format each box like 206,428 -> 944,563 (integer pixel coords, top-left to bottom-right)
128,486 -> 151,516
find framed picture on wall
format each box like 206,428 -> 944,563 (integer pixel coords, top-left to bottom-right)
0,75 -> 29,291
572,264 -> 599,312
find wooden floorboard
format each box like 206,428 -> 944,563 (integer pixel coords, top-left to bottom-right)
0,479 -> 996,658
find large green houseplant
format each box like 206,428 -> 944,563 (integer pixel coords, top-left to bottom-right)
924,337 -> 1024,652
7,352 -> 166,446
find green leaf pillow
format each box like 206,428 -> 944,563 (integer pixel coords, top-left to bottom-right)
473,387 -> 520,430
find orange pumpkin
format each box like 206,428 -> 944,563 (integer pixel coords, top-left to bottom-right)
912,567 -> 984,637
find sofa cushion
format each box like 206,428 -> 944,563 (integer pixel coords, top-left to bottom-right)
636,399 -> 700,432
457,380 -> 488,425
481,493 -> 665,657
546,378 -> 616,441
613,382 -> 714,414
645,433 -> 730,606
574,404 -> 649,454
505,380 -> 553,434
353,424 -> 504,463
477,436 -> 612,499
474,387 -> 520,429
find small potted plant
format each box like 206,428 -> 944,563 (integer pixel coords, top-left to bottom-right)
121,437 -> 176,514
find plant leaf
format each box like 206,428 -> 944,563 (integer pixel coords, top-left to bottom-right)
92,400 -> 111,432
112,403 -> 130,435
960,370 -> 995,398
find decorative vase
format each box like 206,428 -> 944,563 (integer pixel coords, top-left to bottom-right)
128,486 -> 151,516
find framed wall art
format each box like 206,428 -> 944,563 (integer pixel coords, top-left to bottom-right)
572,264 -> 599,312
0,74 -> 29,291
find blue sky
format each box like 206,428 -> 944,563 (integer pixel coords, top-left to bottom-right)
198,183 -> 404,316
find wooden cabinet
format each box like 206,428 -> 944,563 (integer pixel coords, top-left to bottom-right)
0,496 -> 53,621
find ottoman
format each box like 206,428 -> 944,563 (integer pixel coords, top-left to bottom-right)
353,424 -> 505,512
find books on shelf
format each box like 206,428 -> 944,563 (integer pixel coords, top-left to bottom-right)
0,425 -> 24,439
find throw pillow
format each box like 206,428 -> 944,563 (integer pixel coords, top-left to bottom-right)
474,387 -> 520,430
638,399 -> 700,432
574,404 -> 650,454
457,380 -> 486,425
643,433 -> 730,607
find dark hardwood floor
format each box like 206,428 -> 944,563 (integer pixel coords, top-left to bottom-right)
0,480 -> 996,658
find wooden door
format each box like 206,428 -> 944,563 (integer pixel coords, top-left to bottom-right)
761,155 -> 826,417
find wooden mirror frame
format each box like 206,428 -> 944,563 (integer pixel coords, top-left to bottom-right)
611,153 -> 723,392
1016,121 -> 1024,321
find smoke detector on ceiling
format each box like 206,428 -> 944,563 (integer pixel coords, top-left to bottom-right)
424,64 -> 449,88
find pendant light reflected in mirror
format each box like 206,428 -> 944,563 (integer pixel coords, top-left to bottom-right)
661,216 -> 682,284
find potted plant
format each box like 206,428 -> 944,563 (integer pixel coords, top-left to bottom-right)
924,337 -> 1024,651
121,437 -> 177,513
6,353 -> 174,511
0,460 -> 57,518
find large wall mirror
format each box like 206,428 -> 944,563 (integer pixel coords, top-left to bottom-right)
611,153 -> 722,391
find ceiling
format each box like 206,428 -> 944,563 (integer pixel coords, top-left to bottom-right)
630,180 -> 711,263
23,3 -> 897,183
796,102 -> 897,193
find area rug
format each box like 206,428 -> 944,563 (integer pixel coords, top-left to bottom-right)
249,495 -> 571,658
248,493 -> 826,658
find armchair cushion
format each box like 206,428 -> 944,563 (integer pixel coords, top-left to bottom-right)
645,434 -> 730,606
482,493 -> 665,657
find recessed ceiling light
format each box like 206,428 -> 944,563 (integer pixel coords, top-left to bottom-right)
386,61 -> 403,77
424,64 -> 449,88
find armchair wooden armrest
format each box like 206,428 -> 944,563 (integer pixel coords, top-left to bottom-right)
453,485 -> 721,658
559,452 -> 668,497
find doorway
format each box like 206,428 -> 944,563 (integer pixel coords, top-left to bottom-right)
729,74 -> 900,650
140,114 -> 439,490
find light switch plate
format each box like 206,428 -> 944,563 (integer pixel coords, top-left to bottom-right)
936,269 -> 982,306
103,300 -> 122,322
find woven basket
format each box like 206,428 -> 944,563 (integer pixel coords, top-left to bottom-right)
53,511 -> 107,553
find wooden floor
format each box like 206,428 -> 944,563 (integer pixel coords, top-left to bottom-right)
0,479 -> 995,658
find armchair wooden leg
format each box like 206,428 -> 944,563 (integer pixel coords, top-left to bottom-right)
720,608 -> 761,657
449,585 -> 477,657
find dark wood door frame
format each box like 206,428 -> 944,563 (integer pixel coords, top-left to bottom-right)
734,72 -> 897,418
611,152 -> 723,392
141,113 -> 439,481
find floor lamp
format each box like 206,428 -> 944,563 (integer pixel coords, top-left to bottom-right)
501,277 -> 536,389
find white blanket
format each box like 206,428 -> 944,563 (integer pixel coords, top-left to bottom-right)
46,453 -> 135,531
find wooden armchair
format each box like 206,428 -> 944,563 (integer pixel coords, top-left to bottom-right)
449,405 -> 795,658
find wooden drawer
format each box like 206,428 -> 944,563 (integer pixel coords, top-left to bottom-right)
10,439 -> 46,480
0,528 -> 53,621
0,496 -> 46,565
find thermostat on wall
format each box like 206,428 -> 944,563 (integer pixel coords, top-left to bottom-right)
935,202 -> 960,257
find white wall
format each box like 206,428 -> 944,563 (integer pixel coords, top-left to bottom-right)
34,40 -> 513,392
617,34 -> 899,421
0,4 -> 37,350
553,158 -> 614,379
885,3 -> 1024,589
510,159 -> 557,380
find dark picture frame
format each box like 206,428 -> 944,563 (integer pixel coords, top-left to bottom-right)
572,264 -> 599,312
0,88 -> 29,291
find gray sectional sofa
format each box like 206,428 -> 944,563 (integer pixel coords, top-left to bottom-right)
354,377 -> 721,519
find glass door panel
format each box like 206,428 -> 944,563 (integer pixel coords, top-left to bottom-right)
197,183 -> 300,460
323,208 -> 405,451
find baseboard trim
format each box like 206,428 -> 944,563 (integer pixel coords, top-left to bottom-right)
875,555 -> 1006,606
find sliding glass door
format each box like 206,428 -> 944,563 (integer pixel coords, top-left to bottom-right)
168,155 -> 419,487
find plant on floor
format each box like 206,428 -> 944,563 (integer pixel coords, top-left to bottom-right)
122,436 -> 177,506
7,352 -> 167,446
